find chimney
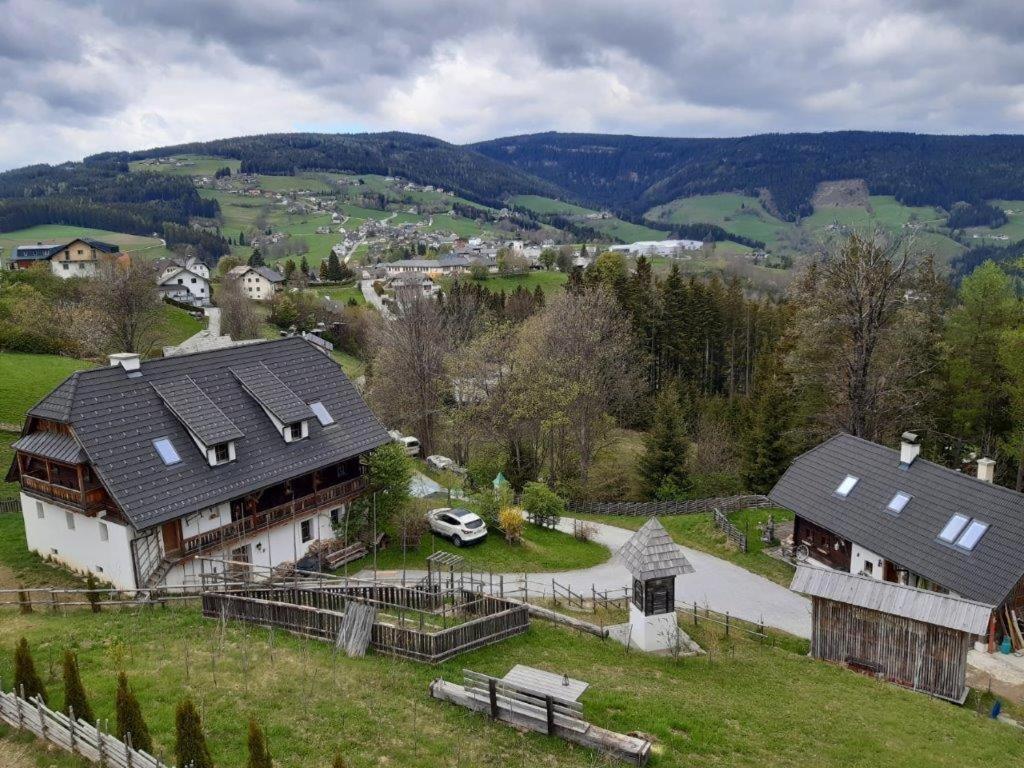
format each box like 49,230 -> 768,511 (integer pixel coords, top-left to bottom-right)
899,431 -> 921,466
977,457 -> 995,484
108,352 -> 141,373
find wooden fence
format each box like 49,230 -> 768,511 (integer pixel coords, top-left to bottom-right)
0,497 -> 19,515
202,587 -> 529,664
712,508 -> 748,552
0,685 -> 171,767
565,494 -> 771,517
677,602 -> 770,642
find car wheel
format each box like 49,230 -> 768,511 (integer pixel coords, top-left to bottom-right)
452,535 -> 463,548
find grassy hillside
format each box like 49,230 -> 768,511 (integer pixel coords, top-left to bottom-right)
447,271 -> 568,296
1,608 -> 1021,767
0,353 -> 92,426
0,225 -> 171,261
129,154 -> 241,177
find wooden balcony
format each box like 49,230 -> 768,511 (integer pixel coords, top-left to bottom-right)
21,475 -> 109,513
179,475 -> 368,558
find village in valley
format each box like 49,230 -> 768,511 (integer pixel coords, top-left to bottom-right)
5,6 -> 1024,767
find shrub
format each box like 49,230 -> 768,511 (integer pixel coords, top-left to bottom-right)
498,507 -> 524,543
332,755 -> 347,768
17,590 -> 31,614
62,651 -> 95,725
13,638 -> 47,704
85,573 -> 102,613
246,718 -> 273,768
573,520 -> 599,543
116,672 -> 153,754
521,482 -> 565,529
475,485 -> 513,528
175,697 -> 213,768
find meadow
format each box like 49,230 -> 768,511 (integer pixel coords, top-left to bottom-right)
0,605 -> 1021,767
0,353 -> 93,426
129,154 -> 240,177
446,270 -> 569,295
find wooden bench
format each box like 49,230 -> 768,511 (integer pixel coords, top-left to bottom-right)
429,668 -> 652,766
322,542 -> 367,570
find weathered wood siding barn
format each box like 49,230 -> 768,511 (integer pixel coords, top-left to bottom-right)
792,567 -> 992,703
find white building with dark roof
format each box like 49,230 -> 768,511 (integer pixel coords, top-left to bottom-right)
227,265 -> 286,301
5,338 -> 390,589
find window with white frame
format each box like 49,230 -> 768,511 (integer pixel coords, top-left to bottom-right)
938,513 -> 970,543
835,475 -> 859,497
300,519 -> 313,542
887,492 -> 911,514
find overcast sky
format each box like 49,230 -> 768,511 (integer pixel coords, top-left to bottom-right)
2,0 -> 1022,170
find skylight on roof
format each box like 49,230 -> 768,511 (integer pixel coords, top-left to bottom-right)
309,401 -> 334,426
887,491 -> 911,514
153,437 -> 181,466
835,475 -> 859,497
938,513 -> 970,543
955,520 -> 989,551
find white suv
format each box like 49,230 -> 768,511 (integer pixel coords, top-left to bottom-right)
426,507 -> 487,547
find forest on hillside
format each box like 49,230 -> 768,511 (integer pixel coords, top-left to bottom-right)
472,131 -> 1024,219
102,132 -> 563,209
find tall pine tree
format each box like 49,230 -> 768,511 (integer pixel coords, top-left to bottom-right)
13,638 -> 47,703
638,388 -> 692,499
740,355 -> 793,493
248,247 -> 265,267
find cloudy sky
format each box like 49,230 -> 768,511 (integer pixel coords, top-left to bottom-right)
1,0 -> 1022,170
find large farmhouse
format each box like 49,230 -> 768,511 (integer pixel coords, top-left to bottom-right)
771,432 -> 1024,638
9,238 -> 120,277
5,338 -> 390,590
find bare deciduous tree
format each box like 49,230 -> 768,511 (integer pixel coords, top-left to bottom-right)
217,276 -> 262,340
86,257 -> 165,354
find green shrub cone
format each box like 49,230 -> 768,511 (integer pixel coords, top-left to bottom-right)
13,638 -> 47,704
62,651 -> 95,725
116,672 -> 153,754
246,718 -> 273,768
175,697 -> 213,768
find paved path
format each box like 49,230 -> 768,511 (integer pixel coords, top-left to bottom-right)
360,279 -> 393,319
205,306 -> 221,336
360,515 -> 812,638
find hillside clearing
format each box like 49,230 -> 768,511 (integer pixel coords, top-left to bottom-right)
0,225 -> 171,261
0,353 -> 92,426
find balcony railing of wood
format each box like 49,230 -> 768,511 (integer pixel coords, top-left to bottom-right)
21,475 -> 106,510
180,475 -> 368,558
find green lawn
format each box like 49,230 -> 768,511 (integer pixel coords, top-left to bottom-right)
0,225 -> 171,262
1,607 -> 1021,767
332,350 -> 365,380
129,154 -> 240,177
510,195 -> 596,216
369,520 -> 610,574
447,270 -> 568,296
0,432 -> 17,497
158,305 -> 204,348
575,507 -> 796,586
0,512 -> 84,587
318,284 -> 365,306
0,353 -> 92,426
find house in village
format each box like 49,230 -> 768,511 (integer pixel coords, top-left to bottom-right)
156,257 -> 212,307
227,265 -> 286,301
5,338 -> 390,590
386,271 -> 439,307
8,238 -> 120,277
384,256 -> 470,278
770,431 -> 1024,642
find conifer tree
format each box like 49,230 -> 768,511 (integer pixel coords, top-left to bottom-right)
300,255 -> 311,277
318,259 -> 329,281
283,259 -> 296,280
238,230 -> 246,246
175,697 -> 213,768
325,251 -> 347,281
532,284 -> 545,308
332,755 -> 346,768
13,638 -> 47,704
116,672 -> 153,754
248,248 -> 265,267
62,651 -> 94,724
741,356 -> 792,493
246,718 -> 273,768
638,388 -> 692,499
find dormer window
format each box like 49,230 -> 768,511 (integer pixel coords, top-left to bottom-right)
215,443 -> 231,463
287,422 -> 305,442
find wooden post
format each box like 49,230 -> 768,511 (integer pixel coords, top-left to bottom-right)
693,601 -> 698,626
68,705 -> 76,755
36,697 -> 47,742
488,678 -> 498,718
545,695 -> 555,735
725,612 -> 730,637
97,718 -> 106,767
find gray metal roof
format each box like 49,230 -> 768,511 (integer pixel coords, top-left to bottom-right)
616,518 -> 694,581
770,432 -> 1024,605
231,362 -> 313,425
151,376 -> 244,446
11,431 -> 87,464
791,566 -> 992,634
23,337 -> 390,530
28,373 -> 80,422
254,266 -> 285,283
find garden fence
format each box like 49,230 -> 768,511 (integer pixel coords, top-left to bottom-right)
0,684 -> 172,768
712,508 -> 748,552
565,494 -> 771,517
0,497 -> 19,515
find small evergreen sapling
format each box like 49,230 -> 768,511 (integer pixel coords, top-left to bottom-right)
116,672 -> 153,753
175,697 -> 213,768
246,718 -> 273,768
62,651 -> 95,724
13,637 -> 47,704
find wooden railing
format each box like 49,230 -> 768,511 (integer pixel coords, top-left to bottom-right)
21,475 -> 106,510
565,494 -> 772,517
180,475 -> 368,557
713,508 -> 748,552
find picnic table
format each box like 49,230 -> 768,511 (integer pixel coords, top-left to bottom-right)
502,664 -> 589,702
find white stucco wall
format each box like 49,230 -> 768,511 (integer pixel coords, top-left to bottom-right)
20,493 -> 137,589
627,603 -> 680,651
51,260 -> 96,279
850,543 -> 885,579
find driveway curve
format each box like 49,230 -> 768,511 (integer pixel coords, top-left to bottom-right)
362,515 -> 812,638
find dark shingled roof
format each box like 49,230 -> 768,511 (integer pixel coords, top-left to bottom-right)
770,433 -> 1024,605
24,337 -> 389,530
28,374 -> 80,422
12,432 -> 87,464
231,362 -> 313,425
151,376 -> 244,446
617,518 -> 694,581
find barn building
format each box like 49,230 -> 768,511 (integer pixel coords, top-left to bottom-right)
771,432 -> 1024,644
792,566 -> 991,702
5,337 -> 390,590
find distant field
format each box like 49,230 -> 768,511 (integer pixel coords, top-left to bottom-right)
426,213 -> 498,238
129,154 -> 241,177
0,352 -> 92,426
510,194 -> 595,216
448,270 -> 568,295
0,225 -> 171,260
256,173 -> 336,193
964,199 -> 1024,243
